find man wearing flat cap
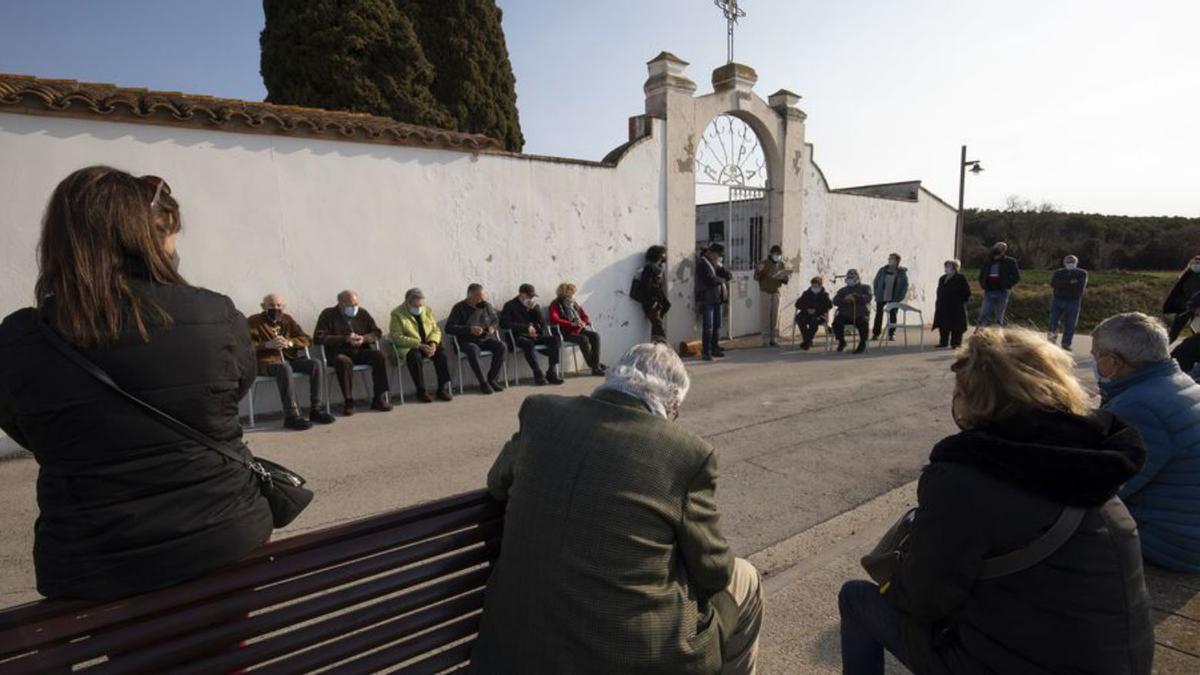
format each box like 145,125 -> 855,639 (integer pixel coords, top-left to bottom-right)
500,283 -> 564,386
389,288 -> 454,403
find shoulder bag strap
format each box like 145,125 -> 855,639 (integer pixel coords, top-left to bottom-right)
36,318 -> 255,472
978,506 -> 1087,580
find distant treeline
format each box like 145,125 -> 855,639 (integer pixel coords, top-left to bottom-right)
962,196 -> 1200,271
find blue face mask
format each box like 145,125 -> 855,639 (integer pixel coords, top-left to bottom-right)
343,305 -> 359,318
408,305 -> 422,316
1093,361 -> 1111,385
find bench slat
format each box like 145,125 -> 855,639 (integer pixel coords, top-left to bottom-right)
336,612 -> 482,675
88,546 -> 497,675
0,499 -> 503,656
394,641 -> 473,675
1,521 -> 501,672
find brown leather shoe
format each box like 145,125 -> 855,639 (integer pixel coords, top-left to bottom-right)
437,384 -> 454,401
417,390 -> 434,403
341,402 -> 356,416
371,395 -> 393,412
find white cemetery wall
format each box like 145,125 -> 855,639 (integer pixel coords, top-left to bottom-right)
0,112 -> 666,415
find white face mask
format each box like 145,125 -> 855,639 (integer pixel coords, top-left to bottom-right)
810,285 -> 822,293
521,296 -> 535,308
1192,316 -> 1200,333
1191,263 -> 1200,273
343,305 -> 359,318
770,254 -> 782,263
1065,261 -> 1077,270
717,256 -> 725,266
408,304 -> 422,316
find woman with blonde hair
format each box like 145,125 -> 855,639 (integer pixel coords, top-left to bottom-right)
549,282 -> 606,376
838,327 -> 1152,675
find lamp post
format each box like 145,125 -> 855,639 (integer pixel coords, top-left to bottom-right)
955,145 -> 983,260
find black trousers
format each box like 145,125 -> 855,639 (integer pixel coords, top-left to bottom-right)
872,303 -> 899,339
643,304 -> 667,343
265,358 -> 322,415
514,334 -> 561,377
834,314 -> 869,350
795,313 -> 826,346
1169,312 -> 1193,344
461,337 -> 507,384
332,348 -> 389,401
405,344 -> 452,393
937,328 -> 965,348
564,330 -> 602,370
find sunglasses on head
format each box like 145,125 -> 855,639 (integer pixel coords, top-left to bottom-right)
139,175 -> 172,208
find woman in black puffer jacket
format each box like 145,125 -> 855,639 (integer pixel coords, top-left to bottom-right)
839,327 -> 1153,675
0,166 -> 273,601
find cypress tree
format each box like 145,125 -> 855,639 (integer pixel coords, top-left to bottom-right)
402,0 -> 525,151
260,0 -> 454,130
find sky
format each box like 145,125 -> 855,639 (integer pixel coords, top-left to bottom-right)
1,0 -> 1197,217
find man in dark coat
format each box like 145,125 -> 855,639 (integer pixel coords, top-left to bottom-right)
0,287 -> 274,601
313,289 -> 391,415
833,269 -> 873,354
1163,255 -> 1200,343
794,276 -> 833,350
446,283 -> 508,394
1047,254 -> 1088,351
500,283 -> 563,386
871,253 -> 909,341
471,344 -> 763,674
694,243 -> 732,361
636,245 -> 671,343
932,260 -> 971,348
975,241 -> 1020,327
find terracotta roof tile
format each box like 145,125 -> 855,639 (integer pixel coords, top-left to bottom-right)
0,73 -> 502,152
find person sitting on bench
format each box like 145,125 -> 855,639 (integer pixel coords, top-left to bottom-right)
248,293 -> 335,429
833,269 -> 872,354
500,283 -> 563,386
839,327 -> 1152,675
471,343 -> 763,674
389,288 -> 453,403
794,276 -> 833,350
314,290 -> 392,415
446,283 -> 508,394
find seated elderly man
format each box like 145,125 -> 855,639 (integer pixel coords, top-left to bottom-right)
500,283 -> 563,386
1094,312 -> 1200,572
389,288 -> 454,403
247,294 -> 336,429
446,283 -> 508,394
314,289 -> 392,415
470,343 -> 763,674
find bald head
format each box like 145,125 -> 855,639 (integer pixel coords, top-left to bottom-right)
337,290 -> 359,308
261,293 -> 285,311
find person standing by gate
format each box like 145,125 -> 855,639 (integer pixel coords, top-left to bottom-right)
695,243 -> 733,361
1047,254 -> 1088,351
871,253 -> 909,341
754,244 -> 790,347
635,245 -> 671,343
976,242 -> 1021,328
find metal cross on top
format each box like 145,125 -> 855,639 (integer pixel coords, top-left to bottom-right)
714,0 -> 746,64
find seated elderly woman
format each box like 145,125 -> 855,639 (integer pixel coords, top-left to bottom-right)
840,328 -> 1152,675
471,343 -> 762,674
549,282 -> 606,376
1094,312 -> 1200,572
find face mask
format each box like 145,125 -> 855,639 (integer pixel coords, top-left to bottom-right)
889,260 -> 899,268
265,308 -> 283,323
1191,316 -> 1200,333
408,305 -> 422,316
343,305 -> 359,318
1092,362 -> 1111,386
717,256 -> 725,266
770,254 -> 782,263
944,267 -> 955,275
847,277 -> 859,285
521,296 -> 535,308
169,250 -> 180,271
1065,262 -> 1077,270
1191,263 -> 1200,274
810,285 -> 821,293
658,259 -> 667,268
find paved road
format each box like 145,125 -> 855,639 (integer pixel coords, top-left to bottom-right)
0,332 -> 977,607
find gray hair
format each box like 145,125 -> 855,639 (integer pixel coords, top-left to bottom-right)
595,343 -> 690,419
1064,254 -> 1079,264
1092,312 -> 1170,367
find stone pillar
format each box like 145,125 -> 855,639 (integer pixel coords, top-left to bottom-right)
768,89 -> 808,339
644,52 -> 701,346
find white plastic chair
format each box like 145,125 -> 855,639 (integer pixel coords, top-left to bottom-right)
876,302 -> 925,350
246,346 -> 324,428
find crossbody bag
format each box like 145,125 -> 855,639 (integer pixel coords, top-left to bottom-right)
38,319 -> 312,528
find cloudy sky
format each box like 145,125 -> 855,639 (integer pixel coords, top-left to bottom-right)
1,0 -> 1196,216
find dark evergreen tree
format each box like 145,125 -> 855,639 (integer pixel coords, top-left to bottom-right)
260,0 -> 454,130
402,0 -> 525,151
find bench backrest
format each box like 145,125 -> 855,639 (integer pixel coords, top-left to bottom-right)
0,489 -> 504,674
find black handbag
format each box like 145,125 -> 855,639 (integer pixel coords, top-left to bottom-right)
37,319 -> 313,528
862,504 -> 1086,587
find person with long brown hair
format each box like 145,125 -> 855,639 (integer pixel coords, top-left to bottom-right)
0,165 -> 274,601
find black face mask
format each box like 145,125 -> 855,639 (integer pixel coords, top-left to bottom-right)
266,308 -> 283,324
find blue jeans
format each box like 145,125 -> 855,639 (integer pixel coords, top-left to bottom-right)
701,302 -> 723,355
1048,297 -> 1081,347
977,290 -> 1010,327
839,580 -> 911,675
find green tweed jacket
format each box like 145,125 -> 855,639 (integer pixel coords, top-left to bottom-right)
469,390 -> 736,675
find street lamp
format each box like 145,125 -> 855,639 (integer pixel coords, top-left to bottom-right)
955,145 -> 983,260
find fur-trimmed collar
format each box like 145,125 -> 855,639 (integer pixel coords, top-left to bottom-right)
930,410 -> 1145,506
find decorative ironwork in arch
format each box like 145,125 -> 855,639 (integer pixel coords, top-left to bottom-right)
695,114 -> 767,188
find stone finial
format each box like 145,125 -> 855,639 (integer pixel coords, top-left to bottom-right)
769,88 -> 807,122
645,51 -> 697,115
712,62 -> 758,92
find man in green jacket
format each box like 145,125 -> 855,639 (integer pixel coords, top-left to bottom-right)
388,288 -> 453,403
471,343 -> 763,674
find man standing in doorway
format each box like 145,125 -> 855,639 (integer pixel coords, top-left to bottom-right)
976,242 -> 1021,328
871,253 -> 909,341
753,244 -> 790,347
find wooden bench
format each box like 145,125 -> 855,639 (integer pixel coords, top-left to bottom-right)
0,489 -> 504,674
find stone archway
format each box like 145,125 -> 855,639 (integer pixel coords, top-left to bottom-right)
643,53 -> 809,345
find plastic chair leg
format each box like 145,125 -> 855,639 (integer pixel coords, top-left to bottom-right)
247,386 -> 256,428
